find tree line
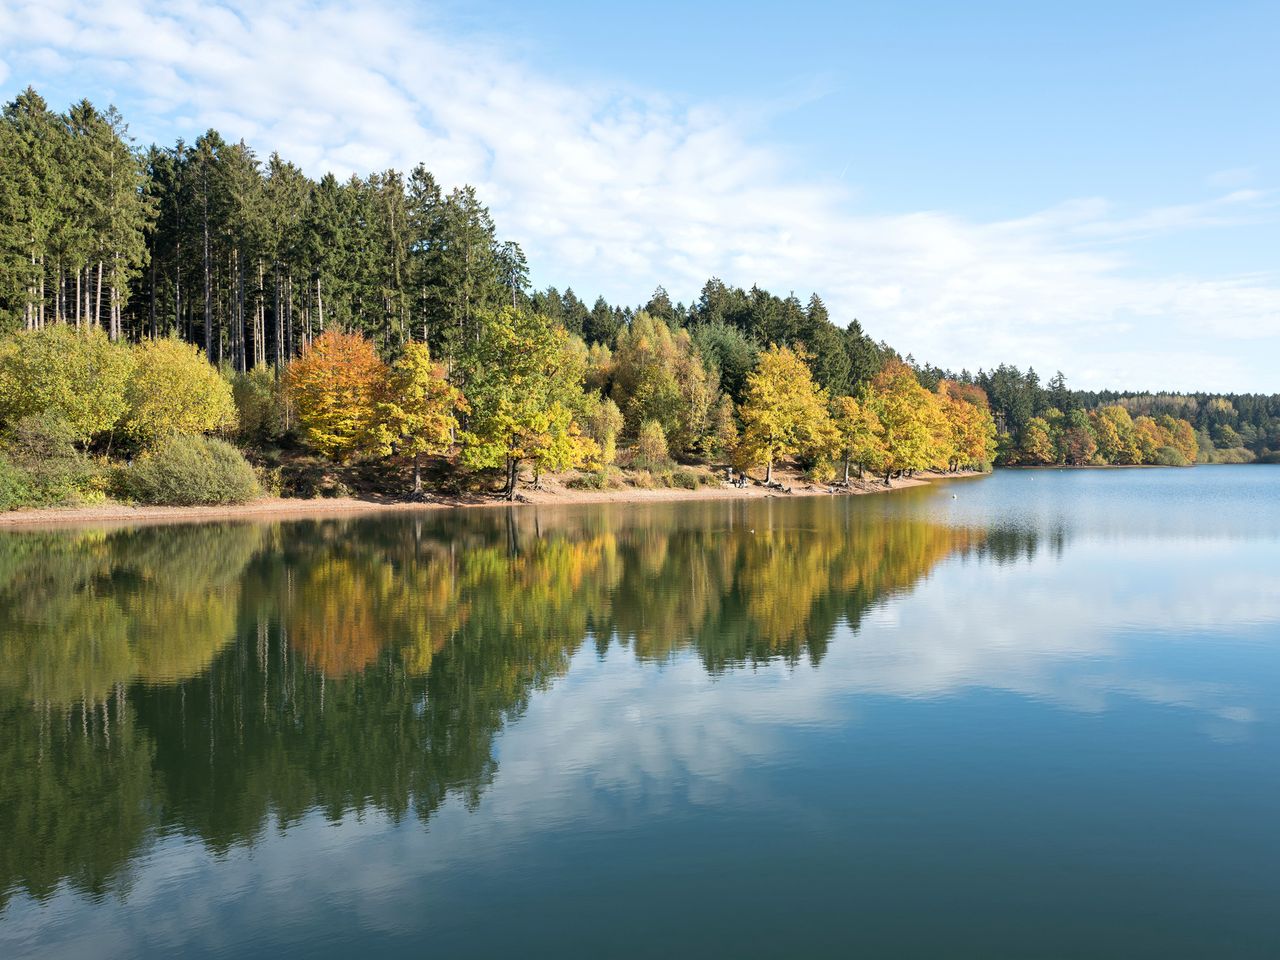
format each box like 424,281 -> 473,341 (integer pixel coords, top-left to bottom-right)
920,364 -> 1280,465
6,87 -> 1274,506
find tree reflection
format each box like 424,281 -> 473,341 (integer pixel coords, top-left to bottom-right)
0,499 -> 1003,907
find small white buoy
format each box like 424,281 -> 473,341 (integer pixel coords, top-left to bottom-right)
952,494 -> 957,499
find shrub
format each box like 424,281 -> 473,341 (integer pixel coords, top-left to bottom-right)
2,411 -> 99,506
627,469 -> 657,489
567,468 -> 613,491
670,468 -> 703,490
0,455 -> 32,510
1153,445 -> 1190,467
634,419 -> 671,469
806,457 -> 837,484
254,464 -> 284,497
113,435 -> 260,505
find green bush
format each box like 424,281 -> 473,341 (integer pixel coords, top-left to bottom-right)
1153,445 -> 1190,467
0,455 -> 32,510
670,468 -> 703,490
568,469 -> 612,490
805,457 -> 837,484
113,435 -> 260,505
1,411 -> 99,507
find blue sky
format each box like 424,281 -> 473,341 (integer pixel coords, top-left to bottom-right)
1,0 -> 1277,390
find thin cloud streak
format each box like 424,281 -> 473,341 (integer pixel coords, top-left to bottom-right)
1,0 -> 1277,390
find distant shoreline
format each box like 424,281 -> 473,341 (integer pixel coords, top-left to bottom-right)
0,469 -> 986,530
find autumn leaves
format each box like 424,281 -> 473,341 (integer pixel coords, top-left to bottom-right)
736,347 -> 997,486
284,310 -> 998,497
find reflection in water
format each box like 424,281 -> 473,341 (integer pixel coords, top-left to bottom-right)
0,469 -> 1277,957
0,501 -> 995,906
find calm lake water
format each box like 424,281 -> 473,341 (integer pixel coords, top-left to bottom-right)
2,466 -> 1279,958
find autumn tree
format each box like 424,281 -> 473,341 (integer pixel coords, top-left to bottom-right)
123,337 -> 237,444
1091,405 -> 1141,464
609,311 -> 717,455
1019,417 -> 1056,465
1061,409 -> 1098,464
577,394 -> 624,465
939,381 -> 997,470
459,307 -> 595,499
738,344 -> 833,483
375,342 -> 465,495
285,329 -> 387,460
863,360 -> 941,484
0,325 -> 132,444
830,395 -> 884,482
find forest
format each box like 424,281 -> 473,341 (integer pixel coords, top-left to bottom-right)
0,87 -> 1272,509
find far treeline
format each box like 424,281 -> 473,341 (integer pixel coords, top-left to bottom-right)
0,89 -> 1272,508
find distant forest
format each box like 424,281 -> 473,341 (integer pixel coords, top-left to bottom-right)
1,86 -> 1276,474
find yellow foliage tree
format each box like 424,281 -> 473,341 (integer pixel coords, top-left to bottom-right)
460,307 -> 597,499
1019,416 -> 1056,465
738,344 -> 833,484
864,360 -> 941,483
938,381 -> 997,470
286,330 -> 387,460
375,342 -> 466,495
124,337 -> 237,444
0,325 -> 133,444
830,394 -> 884,482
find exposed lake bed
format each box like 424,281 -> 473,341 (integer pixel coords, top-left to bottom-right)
1,466 -> 1278,958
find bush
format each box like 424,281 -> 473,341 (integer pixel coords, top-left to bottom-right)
806,457 -> 837,484
0,455 -> 32,510
254,464 -> 284,497
113,435 -> 260,505
2,411 -> 99,506
634,419 -> 671,469
567,468 -> 623,491
670,468 -> 703,490
1153,445 -> 1190,467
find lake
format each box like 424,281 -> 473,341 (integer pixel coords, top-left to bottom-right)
2,466 -> 1279,958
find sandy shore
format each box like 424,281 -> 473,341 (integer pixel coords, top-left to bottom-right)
0,469 -> 985,529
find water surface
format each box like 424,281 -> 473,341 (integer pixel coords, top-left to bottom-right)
2,467 -> 1278,958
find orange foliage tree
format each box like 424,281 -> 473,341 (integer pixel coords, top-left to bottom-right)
285,330 -> 388,460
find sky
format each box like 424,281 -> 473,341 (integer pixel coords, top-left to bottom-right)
0,0 -> 1276,391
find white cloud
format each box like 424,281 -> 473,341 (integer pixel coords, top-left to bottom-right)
2,0 -> 1278,390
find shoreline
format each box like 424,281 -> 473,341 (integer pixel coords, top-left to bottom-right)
0,469 -> 986,530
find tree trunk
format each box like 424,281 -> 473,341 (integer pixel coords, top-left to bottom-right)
505,457 -> 519,500
203,191 -> 212,361
765,459 -> 773,485
413,454 -> 422,495
95,261 -> 103,328
274,267 -> 283,367
843,457 -> 851,484
149,257 -> 157,338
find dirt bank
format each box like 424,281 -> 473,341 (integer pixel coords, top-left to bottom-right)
0,469 -> 986,529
